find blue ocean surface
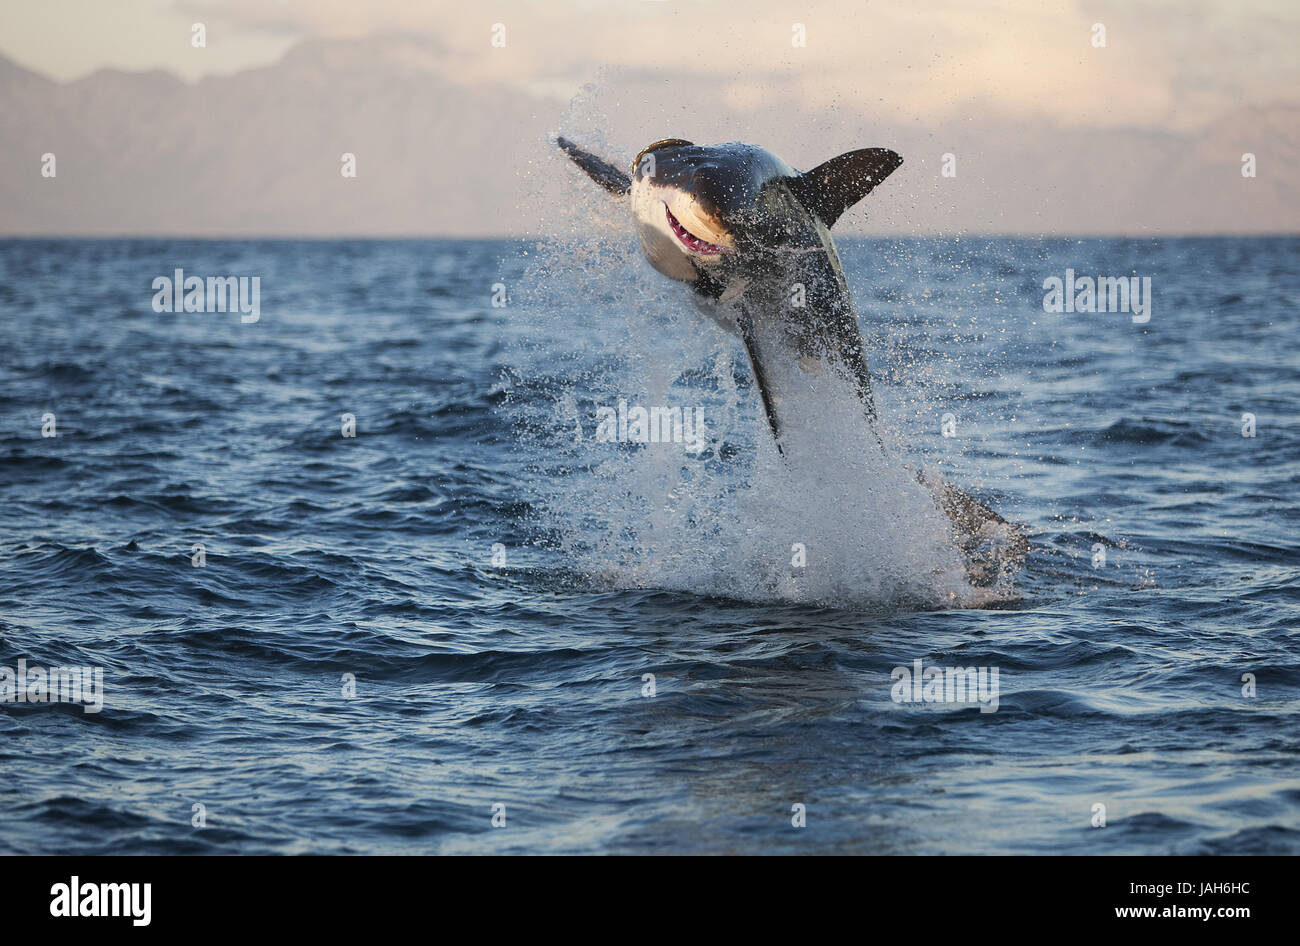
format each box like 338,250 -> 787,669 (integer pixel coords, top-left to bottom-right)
0,235 -> 1296,854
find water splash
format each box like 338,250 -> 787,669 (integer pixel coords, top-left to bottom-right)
509,210 -> 1030,607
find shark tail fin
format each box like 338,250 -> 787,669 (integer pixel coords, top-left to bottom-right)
555,136 -> 632,197
787,148 -> 902,228
917,470 -> 1030,587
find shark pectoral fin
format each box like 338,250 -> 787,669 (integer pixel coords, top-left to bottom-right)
736,308 -> 784,453
787,148 -> 903,228
555,136 -> 631,197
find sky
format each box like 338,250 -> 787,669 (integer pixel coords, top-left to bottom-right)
1,1 -> 1295,235
2,0 -> 1297,133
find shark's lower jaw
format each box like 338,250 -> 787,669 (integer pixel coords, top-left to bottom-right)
664,204 -> 726,256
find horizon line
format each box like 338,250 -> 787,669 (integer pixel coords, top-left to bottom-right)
1,232 -> 1297,241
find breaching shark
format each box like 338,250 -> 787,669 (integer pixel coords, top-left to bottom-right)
556,135 -> 1027,588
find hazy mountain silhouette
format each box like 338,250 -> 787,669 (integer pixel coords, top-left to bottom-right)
1,35 -> 1295,235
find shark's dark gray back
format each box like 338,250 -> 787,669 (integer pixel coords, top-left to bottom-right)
705,173 -> 879,424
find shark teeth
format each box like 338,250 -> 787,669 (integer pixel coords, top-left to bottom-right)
665,204 -> 725,255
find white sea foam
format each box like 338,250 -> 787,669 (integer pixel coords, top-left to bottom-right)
504,200 -> 988,610
495,104 -> 1034,610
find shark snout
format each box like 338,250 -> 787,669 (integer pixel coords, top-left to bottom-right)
627,138 -> 796,279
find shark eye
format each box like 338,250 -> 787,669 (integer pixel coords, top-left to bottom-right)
632,138 -> 694,176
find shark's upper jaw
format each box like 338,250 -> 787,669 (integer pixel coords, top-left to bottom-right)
664,204 -> 726,256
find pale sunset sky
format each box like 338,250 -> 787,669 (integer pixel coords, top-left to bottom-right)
2,0 -> 1296,133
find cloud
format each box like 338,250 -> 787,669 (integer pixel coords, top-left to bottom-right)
173,0 -> 1298,131
3,0 -> 1296,132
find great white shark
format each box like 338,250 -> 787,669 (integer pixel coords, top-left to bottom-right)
556,135 -> 1027,586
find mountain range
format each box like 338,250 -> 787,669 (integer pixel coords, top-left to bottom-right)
1,35 -> 1295,236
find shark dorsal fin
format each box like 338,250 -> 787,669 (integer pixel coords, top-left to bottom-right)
555,136 -> 631,197
787,148 -> 902,228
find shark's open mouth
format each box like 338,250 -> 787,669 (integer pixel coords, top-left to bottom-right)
665,204 -> 725,255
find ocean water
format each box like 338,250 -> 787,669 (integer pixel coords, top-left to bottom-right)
0,234 -> 1297,855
